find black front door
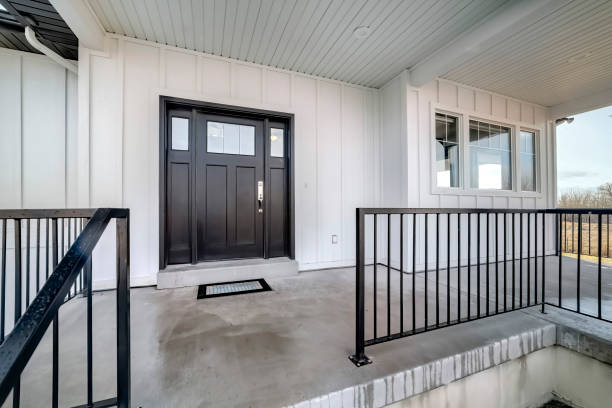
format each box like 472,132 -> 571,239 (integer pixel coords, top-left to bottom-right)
163,102 -> 290,266
196,113 -> 264,261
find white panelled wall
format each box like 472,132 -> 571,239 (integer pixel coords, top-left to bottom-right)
0,48 -> 78,209
379,72 -> 556,270
81,36 -> 380,287
1,33 -> 561,288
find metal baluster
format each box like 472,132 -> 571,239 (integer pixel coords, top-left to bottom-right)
36,219 -> 40,294
86,257 -> 93,405
598,214 -> 602,319
26,219 -> 30,307
520,213 -> 523,307
436,213 -> 440,327
1,219 -> 6,343
558,214 -> 562,308
512,213 -> 516,310
504,213 -> 507,312
400,215 -> 404,334
457,213 -> 461,321
446,213 -> 450,324
52,218 -> 58,408
588,216 -> 591,256
486,213 -> 490,316
467,213 -> 471,320
577,214 -> 581,313
412,214 -> 416,333
535,212 -> 538,304
45,219 -> 49,280
495,213 -> 499,313
13,219 -> 22,408
424,214 -> 428,329
541,214 -> 545,313
527,213 -> 531,305
387,214 -> 391,337
373,215 -> 377,339
477,213 -> 481,317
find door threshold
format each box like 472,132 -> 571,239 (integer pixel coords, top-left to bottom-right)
157,257 -> 298,289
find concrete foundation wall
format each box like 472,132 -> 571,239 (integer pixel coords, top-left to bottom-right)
391,346 -> 612,408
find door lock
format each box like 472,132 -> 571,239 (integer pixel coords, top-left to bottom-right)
257,181 -> 264,213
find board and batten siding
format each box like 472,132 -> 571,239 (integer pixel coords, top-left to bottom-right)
378,71 -> 556,270
82,35 -> 381,287
0,48 -> 78,209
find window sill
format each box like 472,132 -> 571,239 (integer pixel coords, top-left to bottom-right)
431,186 -> 544,199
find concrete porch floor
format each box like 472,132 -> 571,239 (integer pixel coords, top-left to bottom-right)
7,256 -> 612,407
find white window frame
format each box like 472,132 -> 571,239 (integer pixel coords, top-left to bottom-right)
430,102 -> 544,198
431,110 -> 464,191
518,127 -> 541,194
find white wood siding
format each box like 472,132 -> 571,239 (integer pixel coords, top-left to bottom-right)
378,73 -> 555,270
81,36 -> 380,286
0,48 -> 78,209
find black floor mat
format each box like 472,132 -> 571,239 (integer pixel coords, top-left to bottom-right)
197,278 -> 271,299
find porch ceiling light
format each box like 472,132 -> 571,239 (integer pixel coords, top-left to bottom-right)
353,26 -> 371,39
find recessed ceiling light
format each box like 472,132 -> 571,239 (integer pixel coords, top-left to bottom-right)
353,26 -> 371,39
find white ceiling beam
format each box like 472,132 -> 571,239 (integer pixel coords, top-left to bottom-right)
550,87 -> 612,119
408,0 -> 565,87
49,0 -> 106,52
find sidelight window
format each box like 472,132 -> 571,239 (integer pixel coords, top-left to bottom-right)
270,128 -> 284,157
207,122 -> 255,155
171,117 -> 189,151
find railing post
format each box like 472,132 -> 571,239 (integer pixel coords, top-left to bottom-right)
349,208 -> 371,367
541,213 -> 545,314
116,214 -> 131,407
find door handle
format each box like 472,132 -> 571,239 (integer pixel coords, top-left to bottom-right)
257,181 -> 264,213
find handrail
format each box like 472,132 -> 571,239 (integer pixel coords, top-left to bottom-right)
0,208 -> 97,219
0,208 -> 130,407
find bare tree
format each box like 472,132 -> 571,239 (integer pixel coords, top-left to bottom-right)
558,182 -> 612,208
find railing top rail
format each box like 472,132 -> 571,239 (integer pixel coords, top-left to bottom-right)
0,208 -> 97,219
357,208 -> 612,215
0,208 -> 128,402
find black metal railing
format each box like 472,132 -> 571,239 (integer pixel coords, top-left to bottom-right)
0,208 -> 130,407
350,208 -> 612,366
559,212 -> 610,258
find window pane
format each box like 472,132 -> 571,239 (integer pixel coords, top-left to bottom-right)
207,122 -> 255,155
270,128 -> 284,157
521,153 -> 536,191
500,127 -> 510,150
171,117 -> 189,150
521,130 -> 534,154
240,125 -> 255,155
470,148 -> 512,190
479,122 -> 490,147
436,140 -> 460,188
490,124 -> 500,149
435,113 -> 446,141
469,120 -> 479,145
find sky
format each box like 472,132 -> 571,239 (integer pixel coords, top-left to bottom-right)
556,105 -> 612,195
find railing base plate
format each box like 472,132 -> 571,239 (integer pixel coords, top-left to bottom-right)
349,353 -> 372,367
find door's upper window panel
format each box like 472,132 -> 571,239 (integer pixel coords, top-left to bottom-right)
270,128 -> 284,157
171,117 -> 189,151
207,122 -> 255,155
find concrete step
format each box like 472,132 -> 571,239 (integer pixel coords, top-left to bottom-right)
157,257 -> 298,289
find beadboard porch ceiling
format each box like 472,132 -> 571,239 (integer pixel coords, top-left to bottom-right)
84,0 -> 612,107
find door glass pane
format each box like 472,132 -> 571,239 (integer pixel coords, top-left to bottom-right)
270,128 -> 284,157
171,117 -> 189,150
240,125 -> 255,155
207,121 -> 255,155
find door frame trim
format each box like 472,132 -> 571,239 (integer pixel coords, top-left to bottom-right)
159,95 -> 295,270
